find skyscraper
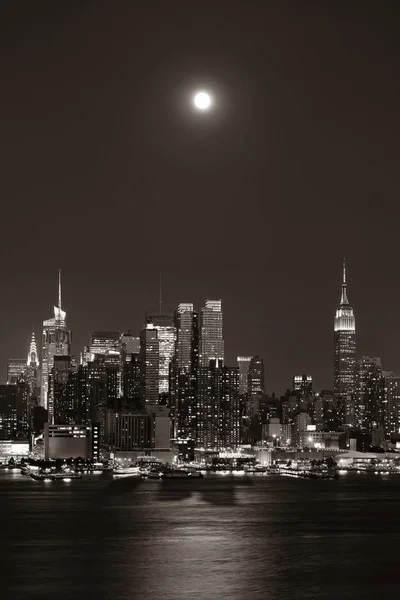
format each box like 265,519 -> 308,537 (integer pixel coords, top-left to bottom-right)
120,332 -> 140,359
147,315 -> 176,395
237,356 -> 252,395
170,303 -> 199,459
293,374 -> 313,397
383,374 -> 400,437
7,358 -> 26,384
199,299 -> 224,367
90,331 -> 121,358
355,357 -> 383,431
333,259 -> 356,399
197,359 -> 240,450
140,324 -> 159,405
50,355 -> 76,425
0,384 -> 17,440
26,329 -> 40,400
41,271 -> 72,411
247,355 -> 265,417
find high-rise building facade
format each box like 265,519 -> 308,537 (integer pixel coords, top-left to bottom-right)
237,357 -> 252,396
41,272 -> 72,410
293,374 -> 313,397
120,332 -> 140,359
147,315 -> 176,395
383,375 -> 400,437
90,331 -> 121,358
50,355 -> 77,425
197,359 -> 240,451
247,355 -> 265,417
170,304 -> 199,459
355,357 -> 383,431
7,359 -> 26,385
199,300 -> 224,367
0,385 -> 17,440
140,324 -> 159,405
333,259 -> 356,399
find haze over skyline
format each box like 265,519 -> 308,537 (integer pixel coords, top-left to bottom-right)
1,1 -> 400,392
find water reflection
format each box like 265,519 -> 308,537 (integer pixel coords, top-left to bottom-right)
104,474 -> 254,506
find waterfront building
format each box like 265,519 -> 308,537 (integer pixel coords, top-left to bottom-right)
333,259 -> 356,400
199,300 -> 224,367
263,418 -> 292,445
147,314 -> 176,395
140,324 -> 159,405
7,358 -> 26,385
106,404 -> 170,451
44,422 -> 99,460
197,359 -> 240,451
41,271 -> 72,410
237,357 -> 252,396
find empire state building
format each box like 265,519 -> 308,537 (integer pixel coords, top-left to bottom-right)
333,259 -> 356,398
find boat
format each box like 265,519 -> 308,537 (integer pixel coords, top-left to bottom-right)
267,465 -> 280,474
30,471 -> 82,481
147,467 -> 204,480
113,465 -> 140,476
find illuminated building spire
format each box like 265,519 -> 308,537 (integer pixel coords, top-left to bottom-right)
58,268 -> 62,309
340,257 -> 349,305
53,269 -> 66,322
27,328 -> 39,367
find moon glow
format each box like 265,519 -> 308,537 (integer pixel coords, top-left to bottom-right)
194,91 -> 212,110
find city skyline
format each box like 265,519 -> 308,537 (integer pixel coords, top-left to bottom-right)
1,3 -> 399,398
3,259 -> 399,395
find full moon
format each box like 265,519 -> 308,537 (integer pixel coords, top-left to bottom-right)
194,91 -> 211,110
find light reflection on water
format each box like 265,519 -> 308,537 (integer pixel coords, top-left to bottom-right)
2,472 -> 400,599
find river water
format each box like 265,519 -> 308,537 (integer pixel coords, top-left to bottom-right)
1,470 -> 399,599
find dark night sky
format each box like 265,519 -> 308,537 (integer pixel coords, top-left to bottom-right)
1,1 -> 400,393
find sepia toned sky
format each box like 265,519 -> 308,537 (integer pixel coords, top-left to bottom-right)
1,0 -> 399,392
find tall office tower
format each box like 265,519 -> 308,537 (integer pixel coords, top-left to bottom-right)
50,355 -> 77,425
122,353 -> 141,407
199,300 -> 224,367
147,315 -> 176,395
197,359 -> 240,450
293,374 -> 313,397
170,304 -> 199,459
7,358 -> 27,384
16,378 -> 30,434
120,332 -> 140,360
237,357 -> 252,396
383,374 -> 400,437
77,359 -> 108,437
0,384 -> 17,439
355,357 -> 383,431
26,330 -> 40,399
90,331 -> 121,358
41,271 -> 72,410
140,324 -> 159,405
247,355 -> 265,417
333,259 -> 356,399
